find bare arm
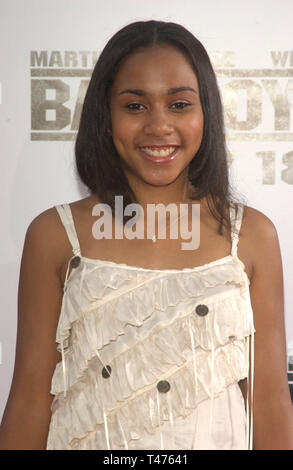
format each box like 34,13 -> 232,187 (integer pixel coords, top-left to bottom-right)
247,208 -> 293,449
0,209 -> 66,449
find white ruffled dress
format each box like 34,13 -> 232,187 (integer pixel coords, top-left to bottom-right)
46,202 -> 255,450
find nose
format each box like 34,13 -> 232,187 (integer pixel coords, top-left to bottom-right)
143,108 -> 173,137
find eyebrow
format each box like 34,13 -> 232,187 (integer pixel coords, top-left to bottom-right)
118,86 -> 197,96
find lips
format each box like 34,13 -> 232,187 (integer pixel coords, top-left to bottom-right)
139,146 -> 179,157
138,145 -> 180,163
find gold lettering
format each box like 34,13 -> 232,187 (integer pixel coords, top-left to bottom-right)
210,51 -> 235,68
78,51 -> 91,67
262,80 -> 291,130
30,51 -> 48,67
281,151 -> 293,184
48,51 -> 63,67
223,80 -> 262,130
224,52 -> 235,67
31,79 -> 70,130
285,80 -> 293,105
71,80 -> 89,130
64,51 -> 78,68
270,51 -> 289,67
256,151 -> 275,184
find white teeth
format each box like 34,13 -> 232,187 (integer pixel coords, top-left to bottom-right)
140,147 -> 177,157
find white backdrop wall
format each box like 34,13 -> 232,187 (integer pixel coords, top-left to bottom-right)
1,0 -> 293,420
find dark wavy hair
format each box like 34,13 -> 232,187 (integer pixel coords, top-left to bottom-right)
75,20 -> 245,235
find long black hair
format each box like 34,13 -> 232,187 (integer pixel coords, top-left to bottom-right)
75,20 -> 246,235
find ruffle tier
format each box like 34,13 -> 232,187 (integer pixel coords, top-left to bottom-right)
55,255 -> 245,352
51,289 -> 252,395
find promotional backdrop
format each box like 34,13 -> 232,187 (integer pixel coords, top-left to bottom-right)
1,0 -> 293,419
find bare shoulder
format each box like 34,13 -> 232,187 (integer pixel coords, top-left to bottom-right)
242,206 -> 282,275
25,205 -> 73,284
27,205 -> 66,239
236,205 -> 281,282
242,205 -> 279,235
27,206 -> 61,238
25,195 -> 99,282
242,205 -> 281,261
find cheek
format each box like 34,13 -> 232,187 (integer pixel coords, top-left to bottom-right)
111,115 -> 138,149
183,113 -> 204,146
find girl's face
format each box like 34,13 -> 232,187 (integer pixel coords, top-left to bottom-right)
109,44 -> 204,196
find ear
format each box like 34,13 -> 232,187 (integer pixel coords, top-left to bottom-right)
106,128 -> 112,136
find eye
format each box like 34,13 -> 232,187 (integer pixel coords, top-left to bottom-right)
170,102 -> 191,110
125,103 -> 145,111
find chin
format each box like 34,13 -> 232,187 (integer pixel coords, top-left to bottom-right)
123,165 -> 187,189
143,175 -> 183,187
149,167 -> 187,184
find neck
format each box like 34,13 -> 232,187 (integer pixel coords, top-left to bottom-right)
128,177 -> 194,208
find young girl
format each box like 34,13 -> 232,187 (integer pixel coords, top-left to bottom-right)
0,20 -> 292,450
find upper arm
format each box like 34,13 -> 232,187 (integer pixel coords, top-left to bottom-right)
0,208 -> 66,449
15,209 -> 64,402
245,207 -> 293,448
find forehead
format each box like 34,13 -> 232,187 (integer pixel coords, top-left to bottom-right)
111,44 -> 199,93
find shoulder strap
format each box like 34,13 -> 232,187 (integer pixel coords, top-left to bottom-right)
55,203 -> 81,256
229,202 -> 244,257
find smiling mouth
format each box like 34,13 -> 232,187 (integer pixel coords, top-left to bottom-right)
139,146 -> 179,157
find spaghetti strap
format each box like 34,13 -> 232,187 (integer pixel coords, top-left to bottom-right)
55,203 -> 81,257
229,203 -> 244,258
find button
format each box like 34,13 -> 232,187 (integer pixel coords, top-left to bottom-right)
102,365 -> 111,378
157,380 -> 171,393
195,304 -> 209,316
71,256 -> 81,268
